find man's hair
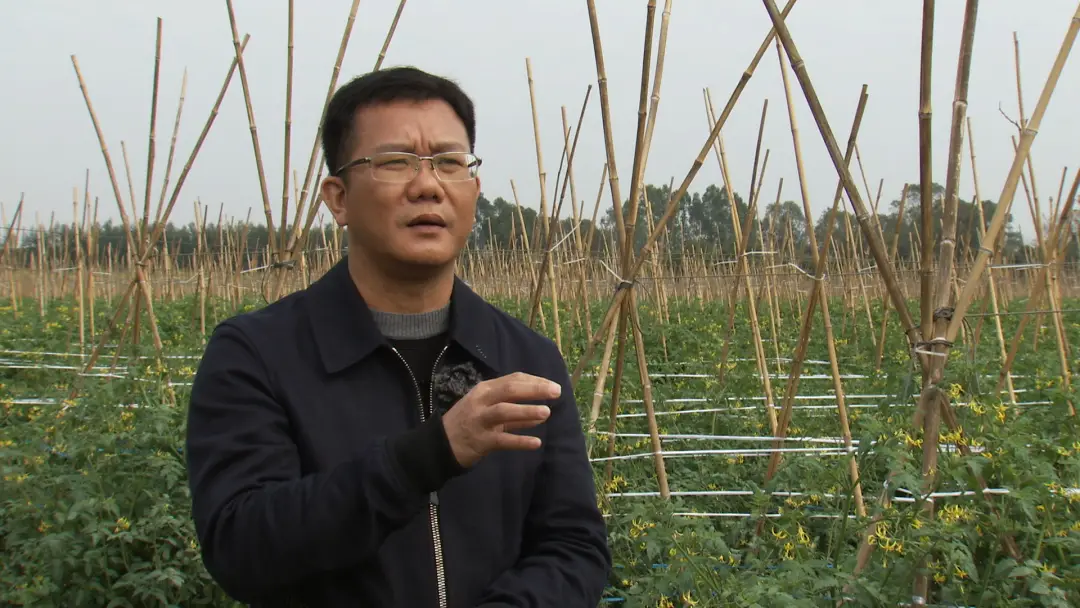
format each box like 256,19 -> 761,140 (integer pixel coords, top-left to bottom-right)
320,66 -> 476,176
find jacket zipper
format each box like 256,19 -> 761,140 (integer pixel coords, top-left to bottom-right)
391,345 -> 450,608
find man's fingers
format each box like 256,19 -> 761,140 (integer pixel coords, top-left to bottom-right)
478,372 -> 561,404
482,402 -> 551,427
490,432 -> 543,452
501,418 -> 547,432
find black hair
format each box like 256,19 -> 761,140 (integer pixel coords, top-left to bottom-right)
320,66 -> 476,176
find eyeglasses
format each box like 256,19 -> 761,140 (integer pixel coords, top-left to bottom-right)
335,151 -> 482,183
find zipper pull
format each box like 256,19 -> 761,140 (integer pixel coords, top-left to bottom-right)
429,491 -> 440,506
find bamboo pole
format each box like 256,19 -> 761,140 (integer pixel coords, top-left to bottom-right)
761,0 -> 922,356
967,118 -> 1017,403
759,84 -> 868,497
69,32 -> 248,388
945,2 -> 1080,346
142,18 -> 163,249
572,0 -> 800,386
224,0 -> 276,252
279,0 -> 295,258
916,1 -> 979,598
776,39 -> 865,517
522,58 -> 562,350
917,0 -> 936,357
72,191 -> 85,352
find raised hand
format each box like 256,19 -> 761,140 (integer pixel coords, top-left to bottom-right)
441,372 -> 561,468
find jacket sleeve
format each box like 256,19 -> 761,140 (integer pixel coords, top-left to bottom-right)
472,342 -> 612,607
185,321 -> 461,602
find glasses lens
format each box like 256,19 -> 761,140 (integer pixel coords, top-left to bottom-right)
370,153 -> 417,182
367,152 -> 480,182
433,152 -> 479,181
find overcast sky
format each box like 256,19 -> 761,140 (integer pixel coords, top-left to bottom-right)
2,1 -> 1078,241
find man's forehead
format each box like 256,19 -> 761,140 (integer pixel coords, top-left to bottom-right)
372,141 -> 468,154
352,100 -> 468,152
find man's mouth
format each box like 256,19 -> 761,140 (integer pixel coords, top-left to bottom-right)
407,214 -> 447,228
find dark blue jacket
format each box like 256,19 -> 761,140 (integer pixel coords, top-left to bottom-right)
185,258 -> 611,607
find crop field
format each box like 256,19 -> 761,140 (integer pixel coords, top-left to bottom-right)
4,1 -> 1080,606
1,261 -> 1078,606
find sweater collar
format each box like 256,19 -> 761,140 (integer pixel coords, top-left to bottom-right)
306,257 -> 501,375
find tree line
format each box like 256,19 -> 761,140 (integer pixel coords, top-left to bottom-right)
6,181 -> 1073,270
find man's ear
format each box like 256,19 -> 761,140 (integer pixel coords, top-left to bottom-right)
321,176 -> 348,227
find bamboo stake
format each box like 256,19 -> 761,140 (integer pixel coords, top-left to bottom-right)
917,1 -> 979,598
712,98 -> 767,387
967,118 -> 1016,402
572,0 -> 800,386
224,0 -> 276,253
917,0 -> 936,354
279,0 -> 295,257
285,0 -> 363,259
761,0 -> 922,356
584,0 -> 629,256
945,3 -> 1080,346
621,0 -> 658,269
522,58 -> 562,349
601,304 -> 630,484
526,85 -> 592,336
152,69 -> 188,230
590,0 -> 672,498
142,18 -> 163,249
72,191 -> 85,352
993,172 -> 1079,411
628,287 -> 670,498
70,33 -> 248,386
874,185 -> 909,370
776,39 -> 865,517
759,84 -> 868,497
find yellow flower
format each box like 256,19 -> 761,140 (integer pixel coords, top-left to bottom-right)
881,538 -> 904,554
797,525 -> 812,546
994,405 -> 1007,424
782,542 -> 795,560
939,504 -> 974,524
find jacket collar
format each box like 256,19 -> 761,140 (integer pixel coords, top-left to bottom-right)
306,257 -> 501,375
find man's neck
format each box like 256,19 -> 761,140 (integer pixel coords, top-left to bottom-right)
347,250 -> 455,315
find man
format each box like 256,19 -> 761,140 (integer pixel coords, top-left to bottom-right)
185,66 -> 611,607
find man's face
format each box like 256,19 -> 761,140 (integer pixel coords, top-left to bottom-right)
322,98 -> 479,274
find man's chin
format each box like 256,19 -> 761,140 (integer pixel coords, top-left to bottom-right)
390,250 -> 458,277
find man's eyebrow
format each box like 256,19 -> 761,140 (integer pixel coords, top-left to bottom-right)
429,141 -> 469,153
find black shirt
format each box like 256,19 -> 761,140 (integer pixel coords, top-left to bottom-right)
388,334 -> 449,417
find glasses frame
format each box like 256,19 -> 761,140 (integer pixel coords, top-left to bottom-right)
334,151 -> 483,183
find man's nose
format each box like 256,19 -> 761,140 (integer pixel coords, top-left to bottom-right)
408,158 -> 443,199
